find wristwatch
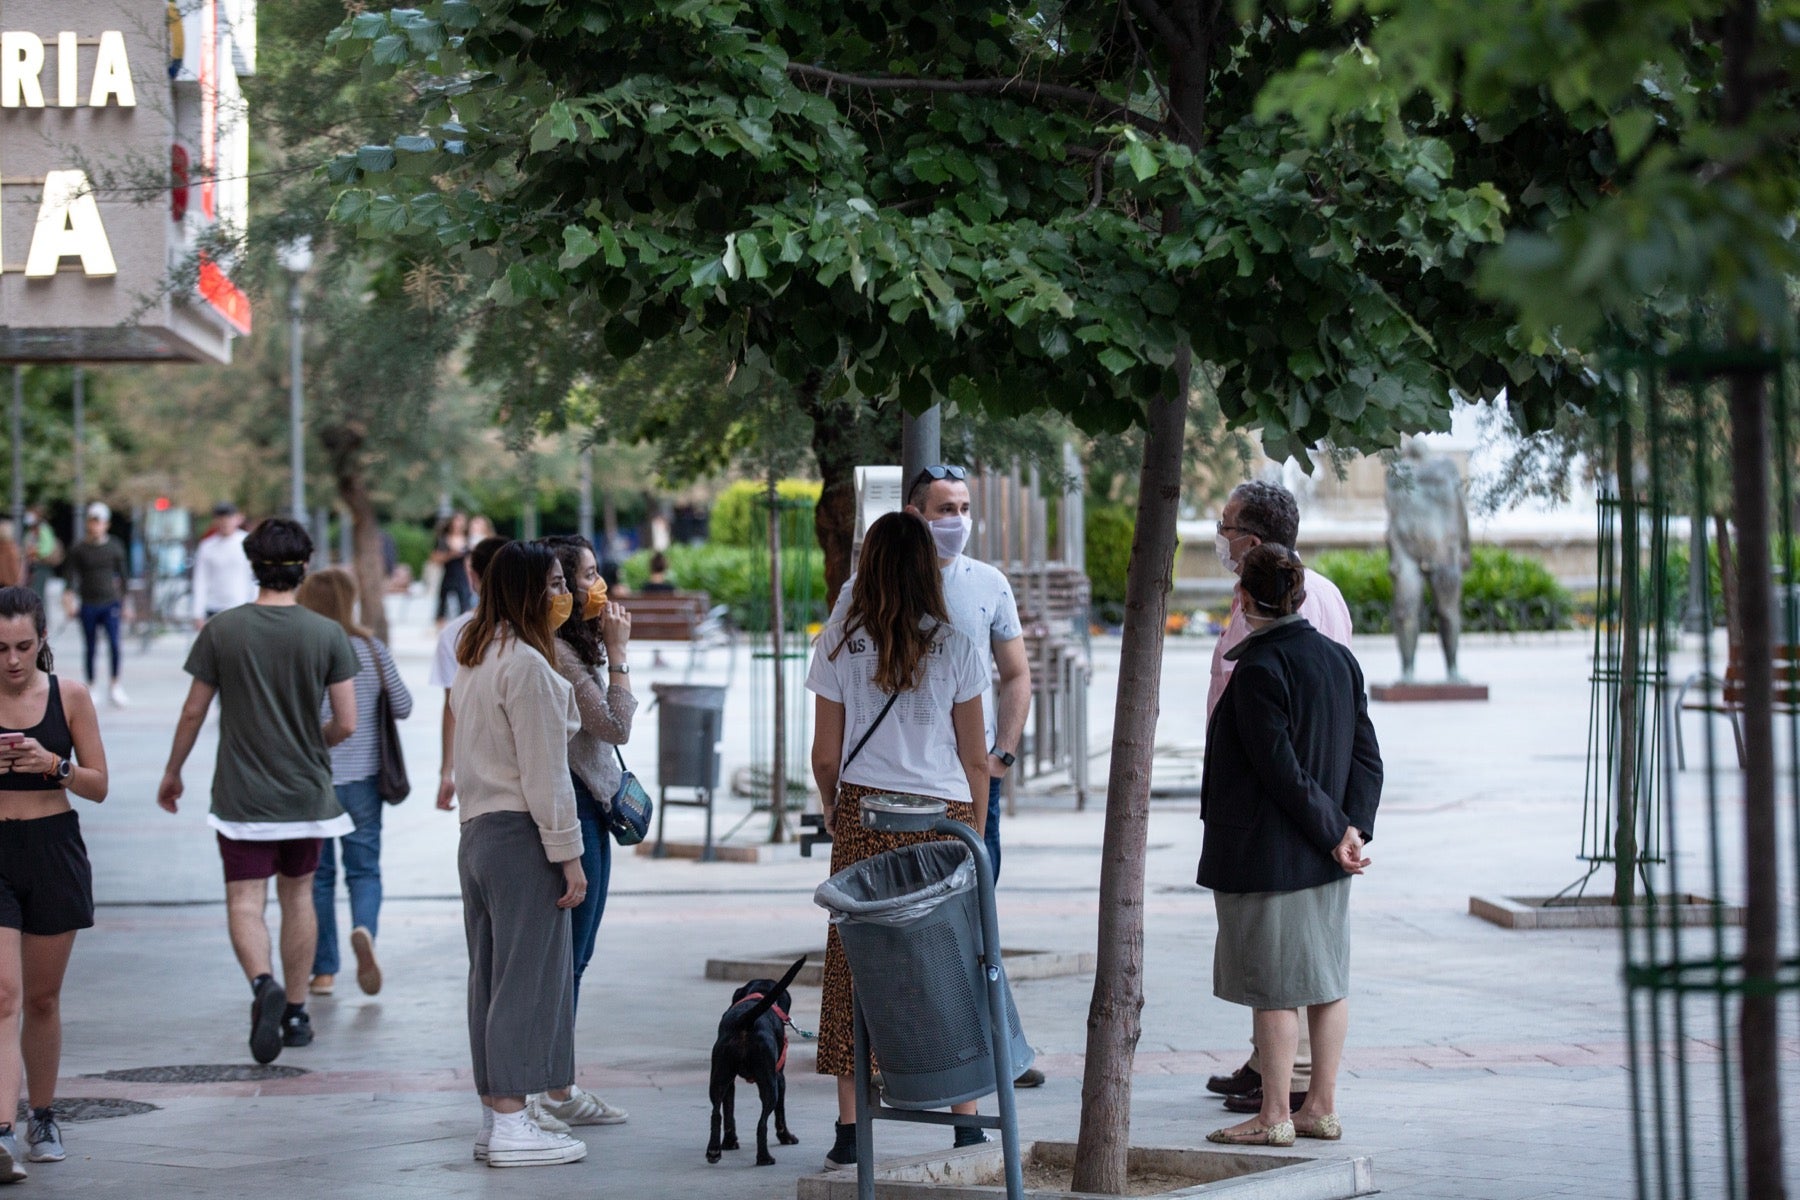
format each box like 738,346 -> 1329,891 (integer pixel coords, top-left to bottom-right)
53,756 -> 72,781
608,662 -> 630,676
989,747 -> 1016,768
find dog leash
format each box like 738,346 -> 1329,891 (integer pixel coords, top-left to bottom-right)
785,1016 -> 817,1041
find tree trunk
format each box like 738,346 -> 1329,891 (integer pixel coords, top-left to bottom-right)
1072,5 -> 1210,1189
1725,366 -> 1784,1199
320,422 -> 390,643
802,384 -> 899,608
1070,351 -> 1191,1194
1612,420 -> 1638,908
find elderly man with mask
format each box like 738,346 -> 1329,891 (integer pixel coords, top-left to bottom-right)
1205,479 -> 1354,1117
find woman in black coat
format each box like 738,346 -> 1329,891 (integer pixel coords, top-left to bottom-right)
1200,543 -> 1382,1147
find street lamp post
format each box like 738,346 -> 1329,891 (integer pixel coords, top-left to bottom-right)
278,237 -> 314,527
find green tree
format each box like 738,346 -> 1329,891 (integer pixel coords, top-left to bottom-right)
326,1 -> 1610,1185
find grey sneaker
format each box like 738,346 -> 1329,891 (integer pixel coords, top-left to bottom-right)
0,1127 -> 28,1182
25,1109 -> 62,1162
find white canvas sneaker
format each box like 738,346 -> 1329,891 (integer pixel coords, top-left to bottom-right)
538,1085 -> 629,1126
486,1113 -> 586,1168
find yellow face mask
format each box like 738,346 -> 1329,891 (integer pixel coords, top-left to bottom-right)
582,580 -> 607,621
548,592 -> 574,630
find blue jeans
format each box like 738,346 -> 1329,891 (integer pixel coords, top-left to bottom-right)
570,775 -> 613,1012
78,602 -> 121,683
985,776 -> 1004,882
312,778 -> 384,976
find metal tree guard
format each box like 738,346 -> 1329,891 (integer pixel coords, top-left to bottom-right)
1606,344 -> 1799,1200
743,489 -> 821,841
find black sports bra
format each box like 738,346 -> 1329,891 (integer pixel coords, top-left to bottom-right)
0,677 -> 74,792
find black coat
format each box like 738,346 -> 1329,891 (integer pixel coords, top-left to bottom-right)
1197,617 -> 1383,895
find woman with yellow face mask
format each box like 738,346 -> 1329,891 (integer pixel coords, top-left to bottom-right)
531,536 -> 636,1130
448,541 -> 590,1167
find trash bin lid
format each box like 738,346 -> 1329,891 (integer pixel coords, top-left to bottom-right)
649,683 -> 727,710
860,794 -> 947,833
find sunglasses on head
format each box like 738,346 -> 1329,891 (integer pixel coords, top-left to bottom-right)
911,464 -> 968,490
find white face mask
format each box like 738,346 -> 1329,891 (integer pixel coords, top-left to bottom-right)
1214,532 -> 1239,574
929,515 -> 972,559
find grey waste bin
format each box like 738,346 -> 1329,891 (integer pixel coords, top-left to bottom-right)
815,840 -> 1033,1109
651,683 -> 726,858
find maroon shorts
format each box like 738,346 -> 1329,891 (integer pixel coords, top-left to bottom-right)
216,834 -> 323,883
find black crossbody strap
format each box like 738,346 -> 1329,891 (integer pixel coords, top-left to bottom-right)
842,690 -> 901,772
615,744 -> 629,773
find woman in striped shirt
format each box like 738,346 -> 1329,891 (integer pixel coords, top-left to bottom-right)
296,568 -> 413,997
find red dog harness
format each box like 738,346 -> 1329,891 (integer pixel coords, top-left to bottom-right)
739,993 -> 790,1073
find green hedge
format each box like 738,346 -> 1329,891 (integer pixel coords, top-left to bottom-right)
389,523 -> 434,577
708,480 -> 823,547
1084,504 -> 1135,607
1311,546 -> 1575,633
621,543 -> 826,633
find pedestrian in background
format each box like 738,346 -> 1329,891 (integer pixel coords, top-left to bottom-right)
808,512 -> 991,1167
451,540 -> 588,1167
190,502 -> 257,627
432,512 -> 475,627
0,523 -> 23,589
296,567 -> 412,999
21,510 -> 61,605
1204,479 -> 1353,1119
157,519 -> 359,1065
535,535 -> 633,1130
432,536 -> 512,812
1200,543 -> 1381,1148
0,586 -> 108,1177
60,504 -> 129,708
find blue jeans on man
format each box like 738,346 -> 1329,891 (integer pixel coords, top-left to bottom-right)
985,775 -> 1004,882
312,777 -> 383,975
78,601 -> 122,684
570,775 -> 613,1011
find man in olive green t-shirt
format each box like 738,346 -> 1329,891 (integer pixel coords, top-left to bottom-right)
158,519 -> 358,1065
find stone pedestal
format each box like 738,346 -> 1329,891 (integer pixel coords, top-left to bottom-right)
1370,682 -> 1489,702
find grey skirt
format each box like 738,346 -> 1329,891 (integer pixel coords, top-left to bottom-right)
1212,876 -> 1351,1010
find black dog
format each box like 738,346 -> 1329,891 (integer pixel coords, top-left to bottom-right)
707,955 -> 806,1166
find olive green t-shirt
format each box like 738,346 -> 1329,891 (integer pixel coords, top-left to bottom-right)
184,604 -> 360,823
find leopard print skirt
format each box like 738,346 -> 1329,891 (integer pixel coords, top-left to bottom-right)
815,782 -> 979,1077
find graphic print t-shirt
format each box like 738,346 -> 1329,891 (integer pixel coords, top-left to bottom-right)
805,618 -> 987,802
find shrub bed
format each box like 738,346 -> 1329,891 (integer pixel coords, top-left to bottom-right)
1311,546 -> 1575,634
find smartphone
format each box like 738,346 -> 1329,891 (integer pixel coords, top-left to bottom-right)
0,733 -> 22,747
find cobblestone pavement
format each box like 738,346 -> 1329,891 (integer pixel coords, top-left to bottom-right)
23,610 -> 1792,1198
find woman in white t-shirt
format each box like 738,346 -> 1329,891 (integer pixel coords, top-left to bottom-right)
805,512 -> 990,1168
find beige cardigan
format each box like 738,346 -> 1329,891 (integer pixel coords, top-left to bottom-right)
450,635 -> 583,862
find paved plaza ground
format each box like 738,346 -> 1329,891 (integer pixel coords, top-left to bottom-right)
17,602 -> 1794,1198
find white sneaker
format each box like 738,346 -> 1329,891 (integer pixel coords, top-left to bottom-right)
525,1095 -> 572,1134
538,1085 -> 629,1126
108,681 -> 129,708
486,1112 -> 586,1167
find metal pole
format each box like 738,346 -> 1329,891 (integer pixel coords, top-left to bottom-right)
71,368 -> 85,538
578,446 -> 596,547
289,276 -> 306,525
901,406 -> 941,498
9,368 -> 23,534
767,469 -> 788,842
934,818 -> 1024,1200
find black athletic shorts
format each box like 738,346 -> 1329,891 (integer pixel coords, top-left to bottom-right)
0,811 -> 94,936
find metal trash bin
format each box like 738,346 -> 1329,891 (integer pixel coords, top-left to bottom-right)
815,840 -> 1033,1109
651,684 -> 725,859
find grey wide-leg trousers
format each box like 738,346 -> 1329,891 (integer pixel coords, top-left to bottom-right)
459,811 -> 575,1098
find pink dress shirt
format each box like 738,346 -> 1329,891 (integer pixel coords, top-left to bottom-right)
1207,568 -> 1355,719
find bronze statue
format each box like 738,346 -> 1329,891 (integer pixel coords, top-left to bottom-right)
1386,441 -> 1472,682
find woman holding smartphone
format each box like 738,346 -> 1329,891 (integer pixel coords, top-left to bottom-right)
0,586 -> 108,1179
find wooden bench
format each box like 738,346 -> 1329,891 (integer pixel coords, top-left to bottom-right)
618,591 -> 712,641
1676,642 -> 1800,768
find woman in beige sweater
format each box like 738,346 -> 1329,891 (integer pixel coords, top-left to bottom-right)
450,541 -> 588,1168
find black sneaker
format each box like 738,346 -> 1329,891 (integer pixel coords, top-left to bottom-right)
824,1121 -> 858,1168
249,977 -> 286,1064
953,1126 -> 990,1149
1014,1067 -> 1046,1088
281,1011 -> 313,1048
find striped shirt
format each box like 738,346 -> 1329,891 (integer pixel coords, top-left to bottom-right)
318,636 -> 415,785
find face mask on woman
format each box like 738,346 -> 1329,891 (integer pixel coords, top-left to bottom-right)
548,592 -> 574,630
929,514 -> 972,559
582,580 -> 607,621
